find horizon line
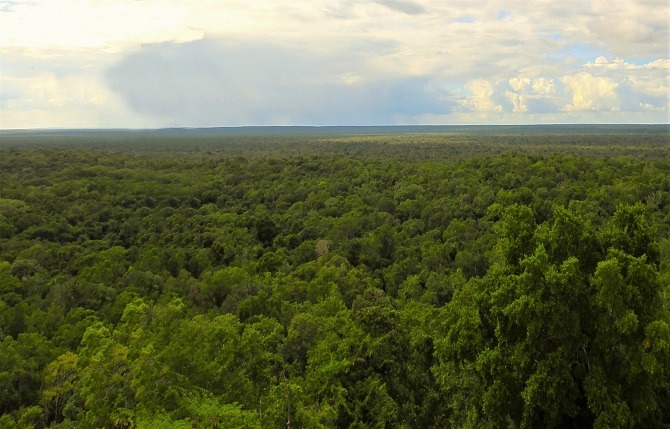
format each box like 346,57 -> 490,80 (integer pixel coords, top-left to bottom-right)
2,123 -> 669,133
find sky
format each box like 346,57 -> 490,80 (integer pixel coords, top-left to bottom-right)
0,0 -> 668,129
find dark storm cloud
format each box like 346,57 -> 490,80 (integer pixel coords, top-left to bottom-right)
104,38 -> 454,126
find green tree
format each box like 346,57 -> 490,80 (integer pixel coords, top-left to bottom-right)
435,205 -> 669,428
42,351 -> 79,426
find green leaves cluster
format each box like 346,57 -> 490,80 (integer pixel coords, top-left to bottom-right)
436,204 -> 669,428
0,146 -> 668,428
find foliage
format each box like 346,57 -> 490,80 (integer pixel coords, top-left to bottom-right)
0,130 -> 668,427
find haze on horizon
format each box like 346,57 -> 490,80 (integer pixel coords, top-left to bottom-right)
1,0 -> 668,130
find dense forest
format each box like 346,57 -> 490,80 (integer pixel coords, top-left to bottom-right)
0,127 -> 669,428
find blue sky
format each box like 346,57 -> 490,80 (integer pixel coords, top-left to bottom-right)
1,0 -> 668,128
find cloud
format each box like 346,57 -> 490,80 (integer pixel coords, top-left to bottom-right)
532,78 -> 555,96
504,77 -> 556,110
373,0 -> 427,15
461,79 -> 505,113
454,56 -> 667,118
0,71 -> 142,129
505,91 -> 527,113
588,5 -> 665,50
0,1 -> 22,13
0,0 -> 202,52
561,73 -> 619,111
582,57 -> 669,112
1,1 -> 668,128
585,56 -> 670,71
0,48 -> 153,129
104,38 -> 456,126
508,77 -> 531,93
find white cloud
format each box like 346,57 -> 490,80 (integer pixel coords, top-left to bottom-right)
503,77 -> 557,113
505,90 -> 527,113
532,78 -> 555,96
581,57 -> 669,112
509,77 -> 531,92
587,1 -> 667,56
586,56 -> 670,71
628,76 -> 668,100
0,49 -> 151,129
562,73 -> 619,111
462,79 -> 504,113
0,0 -> 203,52
0,72 -> 144,129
